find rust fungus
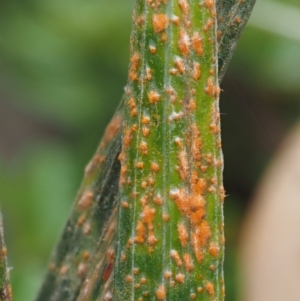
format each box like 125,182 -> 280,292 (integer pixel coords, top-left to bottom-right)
219,185 -> 226,202
82,250 -> 90,260
164,271 -> 172,279
177,150 -> 188,180
141,181 -> 147,189
148,90 -> 161,103
172,15 -> 180,26
140,277 -> 147,284
193,62 -> 201,80
235,16 -> 242,24
152,14 -> 169,33
136,161 -> 144,169
183,253 -> 194,271
149,45 -> 157,54
151,162 -> 160,172
178,30 -> 190,56
129,53 -> 140,81
156,285 -> 166,300
178,223 -> 189,247
170,250 -> 183,266
178,0 -> 189,15
83,222 -> 91,235
187,98 -> 197,112
154,195 -> 163,205
174,57 -> 185,73
205,0 -> 215,11
203,18 -> 214,32
121,201 -> 129,209
145,68 -> 152,80
135,221 -> 146,243
125,275 -> 133,283
205,281 -> 215,295
142,126 -> 150,137
162,212 -> 170,222
161,32 -> 167,42
197,287 -> 203,293
142,115 -> 151,124
123,128 -> 132,148
205,77 -> 220,96
77,191 -> 93,211
136,15 -> 145,27
170,68 -> 179,75
210,123 -> 220,134
192,32 -> 203,56
139,141 -> 149,155
175,273 -> 185,284
190,124 -> 202,161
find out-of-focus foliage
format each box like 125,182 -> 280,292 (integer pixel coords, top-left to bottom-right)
0,0 -> 299,301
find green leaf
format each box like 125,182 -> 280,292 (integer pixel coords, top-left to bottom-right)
0,211 -> 12,301
35,1 -> 256,300
116,1 -> 223,300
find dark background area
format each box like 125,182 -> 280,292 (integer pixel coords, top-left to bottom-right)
0,0 -> 299,300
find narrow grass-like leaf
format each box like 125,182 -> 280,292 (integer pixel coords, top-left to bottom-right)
0,211 -> 12,301
216,0 -> 256,79
35,1 -> 256,300
116,1 -> 223,300
35,106 -> 123,301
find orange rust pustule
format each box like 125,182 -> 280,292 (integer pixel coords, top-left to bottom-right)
178,30 -> 190,56
175,273 -> 185,284
205,281 -> 215,295
189,124 -> 202,161
170,250 -> 183,266
177,150 -> 188,180
196,220 -> 211,246
193,62 -> 201,80
147,0 -> 167,9
164,271 -> 172,279
148,90 -> 161,103
205,77 -> 220,97
102,114 -> 122,144
152,14 -> 169,33
156,284 -> 166,300
192,32 -> 203,56
174,57 -> 185,74
203,18 -> 214,32
209,242 -> 220,257
178,223 -> 189,247
191,232 -> 204,262
142,115 -> 150,124
129,53 -> 140,81
134,205 -> 158,248
170,178 -> 211,262
151,162 -> 160,172
187,98 -> 196,111
178,0 -> 189,15
125,275 -> 133,283
139,141 -> 149,155
135,221 -> 146,243
123,127 -> 132,148
77,191 -> 94,211
142,126 -> 150,137
183,253 -> 194,271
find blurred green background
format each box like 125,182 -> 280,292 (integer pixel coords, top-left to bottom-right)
0,0 -> 299,300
